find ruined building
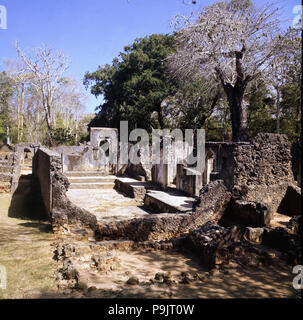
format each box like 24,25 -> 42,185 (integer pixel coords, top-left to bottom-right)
1,129 -> 301,288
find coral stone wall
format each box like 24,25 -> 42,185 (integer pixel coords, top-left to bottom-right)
232,133 -> 295,212
33,147 -> 97,236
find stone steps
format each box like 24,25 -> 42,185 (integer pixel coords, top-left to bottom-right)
69,182 -> 115,189
65,171 -> 108,177
66,172 -> 116,189
68,176 -> 116,184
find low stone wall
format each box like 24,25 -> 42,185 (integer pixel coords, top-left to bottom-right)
10,151 -> 22,193
53,145 -> 116,174
0,149 -> 22,194
33,147 -> 98,236
176,164 -> 202,196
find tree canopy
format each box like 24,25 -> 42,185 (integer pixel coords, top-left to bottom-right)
84,34 -> 179,132
168,0 -> 297,142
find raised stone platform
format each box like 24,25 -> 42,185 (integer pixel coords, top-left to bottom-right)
114,177 -> 147,201
144,190 -> 195,213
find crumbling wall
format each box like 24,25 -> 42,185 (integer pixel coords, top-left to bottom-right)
185,221 -> 300,269
10,150 -> 22,193
0,147 -> 22,194
53,145 -> 117,174
192,180 -> 232,224
204,142 -> 243,189
33,147 -> 97,236
232,133 -> 295,213
192,134 -> 298,227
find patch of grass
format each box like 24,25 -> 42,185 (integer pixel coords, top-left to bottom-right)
0,194 -> 58,299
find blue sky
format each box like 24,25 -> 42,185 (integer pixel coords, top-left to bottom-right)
0,0 -> 300,113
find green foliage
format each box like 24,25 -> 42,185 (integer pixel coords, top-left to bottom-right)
84,34 -> 179,132
203,108 -> 232,141
0,72 -> 14,143
280,81 -> 301,143
44,127 -> 75,146
247,81 -> 275,138
166,79 -> 223,132
246,75 -> 301,144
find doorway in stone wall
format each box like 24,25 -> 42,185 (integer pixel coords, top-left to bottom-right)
99,138 -> 116,175
203,150 -> 215,185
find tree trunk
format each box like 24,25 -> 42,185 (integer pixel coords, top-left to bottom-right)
217,50 -> 251,142
224,85 -> 249,142
16,85 -> 20,142
75,106 -> 79,144
20,82 -> 25,141
275,87 -> 280,134
156,105 -> 165,129
43,100 -> 55,146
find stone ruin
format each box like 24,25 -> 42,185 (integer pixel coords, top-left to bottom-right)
2,129 -> 301,295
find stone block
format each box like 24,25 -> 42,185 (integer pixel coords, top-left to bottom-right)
227,199 -> 272,227
277,184 -> 301,216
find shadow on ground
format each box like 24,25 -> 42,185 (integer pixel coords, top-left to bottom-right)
32,260 -> 298,299
8,174 -> 50,230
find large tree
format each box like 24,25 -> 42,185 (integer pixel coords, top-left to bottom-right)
15,43 -> 70,146
84,34 -> 179,132
168,0 -> 291,142
266,29 -> 301,135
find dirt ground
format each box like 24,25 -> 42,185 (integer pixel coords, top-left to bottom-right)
0,193 -> 58,299
66,244 -> 298,299
0,185 -> 299,299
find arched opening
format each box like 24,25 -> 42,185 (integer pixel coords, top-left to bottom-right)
99,139 -> 110,157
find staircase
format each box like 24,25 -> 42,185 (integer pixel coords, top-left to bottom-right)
65,171 -> 116,189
